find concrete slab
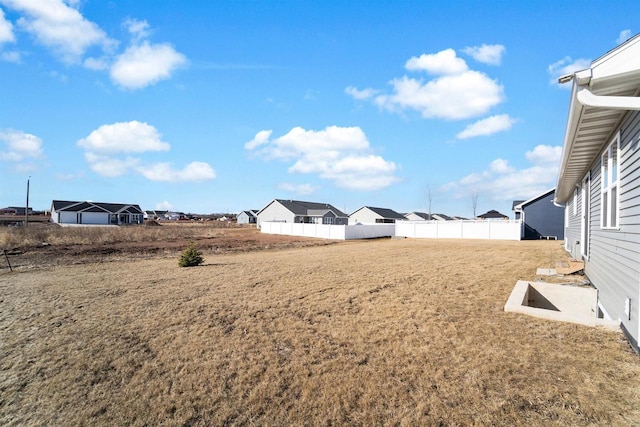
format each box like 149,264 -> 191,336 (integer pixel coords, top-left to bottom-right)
536,268 -> 557,276
504,280 -> 619,329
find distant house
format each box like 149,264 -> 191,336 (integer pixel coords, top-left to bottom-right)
51,200 -> 144,225
143,210 -> 169,220
432,213 -> 454,221
404,212 -> 432,221
0,206 -> 33,215
256,199 -> 348,228
404,212 -> 454,221
512,188 -> 564,240
165,211 -> 186,220
349,206 -> 405,224
554,33 -> 640,352
237,210 -> 258,224
477,210 -> 509,220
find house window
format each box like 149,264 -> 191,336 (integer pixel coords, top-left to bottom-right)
601,133 -> 620,229
323,217 -> 334,225
573,189 -> 577,216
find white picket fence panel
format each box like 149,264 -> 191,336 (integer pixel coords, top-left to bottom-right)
395,220 -> 521,240
260,220 -> 521,241
260,222 -> 396,240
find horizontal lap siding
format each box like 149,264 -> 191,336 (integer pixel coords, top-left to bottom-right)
257,203 -> 295,228
585,111 -> 640,347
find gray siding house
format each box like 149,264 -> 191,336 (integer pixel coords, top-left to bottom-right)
51,200 -> 144,225
513,188 -> 564,240
237,210 -> 258,224
349,206 -> 405,224
554,34 -> 640,352
256,199 -> 348,228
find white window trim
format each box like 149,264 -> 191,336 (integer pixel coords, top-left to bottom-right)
600,131 -> 620,230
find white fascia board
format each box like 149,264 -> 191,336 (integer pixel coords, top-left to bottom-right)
575,69 -> 592,86
555,82 -> 585,203
256,199 -> 278,216
518,188 -> 556,209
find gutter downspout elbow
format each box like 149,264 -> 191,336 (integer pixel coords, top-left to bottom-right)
577,88 -> 640,110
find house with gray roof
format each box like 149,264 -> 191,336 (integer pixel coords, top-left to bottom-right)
51,200 -> 144,225
554,33 -> 640,353
404,211 -> 432,221
477,210 -> 509,220
404,212 -> 454,221
349,206 -> 405,224
256,199 -> 348,228
237,210 -> 258,224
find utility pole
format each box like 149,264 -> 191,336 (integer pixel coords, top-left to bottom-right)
25,176 -> 30,228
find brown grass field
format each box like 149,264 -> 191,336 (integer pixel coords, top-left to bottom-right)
1,225 -> 640,426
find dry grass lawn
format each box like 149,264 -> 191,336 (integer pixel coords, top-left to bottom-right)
2,236 -> 640,426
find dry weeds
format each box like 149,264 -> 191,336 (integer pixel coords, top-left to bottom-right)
1,237 -> 639,426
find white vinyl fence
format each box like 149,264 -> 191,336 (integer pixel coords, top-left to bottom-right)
260,222 -> 396,240
395,220 -> 521,240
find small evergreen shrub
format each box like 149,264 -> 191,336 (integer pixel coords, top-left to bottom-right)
178,242 -> 204,267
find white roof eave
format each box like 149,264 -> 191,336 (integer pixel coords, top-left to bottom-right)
555,52 -> 640,204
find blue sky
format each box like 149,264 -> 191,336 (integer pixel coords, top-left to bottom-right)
0,0 -> 637,217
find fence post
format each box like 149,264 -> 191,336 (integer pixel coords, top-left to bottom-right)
3,249 -> 13,272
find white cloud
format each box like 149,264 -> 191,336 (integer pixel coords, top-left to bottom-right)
462,44 -> 505,65
0,7 -> 21,63
78,121 -> 215,182
617,29 -> 632,45
155,200 -> 173,210
77,121 -> 170,154
489,158 -> 514,174
110,41 -> 187,89
124,18 -> 151,42
84,152 -> 139,177
137,161 -> 216,182
374,72 -> 504,120
278,182 -> 317,195
0,128 -> 43,162
350,48 -> 507,122
2,0 -> 116,63
1,50 -> 20,62
244,129 -> 272,150
2,2 -> 186,88
345,86 -> 379,100
548,57 -> 591,87
524,144 -> 562,165
456,114 -> 516,139
405,49 -> 468,75
83,56 -> 108,70
0,7 -> 15,44
442,144 -> 562,202
245,126 -> 399,191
